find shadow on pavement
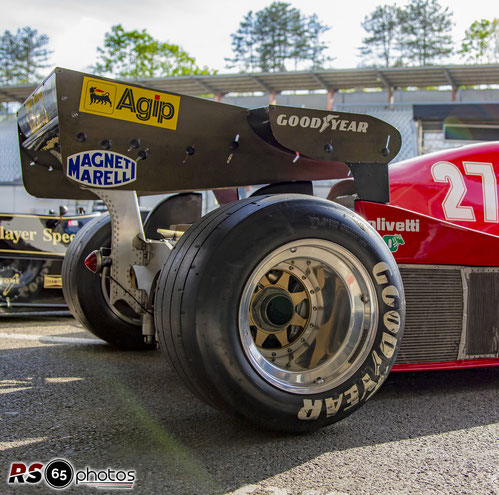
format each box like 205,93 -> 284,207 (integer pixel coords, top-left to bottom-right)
0,330 -> 497,494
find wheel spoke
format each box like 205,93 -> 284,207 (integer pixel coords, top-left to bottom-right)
290,291 -> 307,307
275,329 -> 290,347
290,313 -> 306,327
261,273 -> 276,288
275,271 -> 291,290
254,329 -> 268,347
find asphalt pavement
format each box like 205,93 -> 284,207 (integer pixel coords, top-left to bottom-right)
0,316 -> 497,495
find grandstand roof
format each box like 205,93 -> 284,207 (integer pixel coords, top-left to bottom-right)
1,64 -> 499,103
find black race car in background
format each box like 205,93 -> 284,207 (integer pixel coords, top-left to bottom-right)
0,208 -> 98,314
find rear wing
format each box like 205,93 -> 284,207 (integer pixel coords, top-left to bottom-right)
17,68 -> 401,202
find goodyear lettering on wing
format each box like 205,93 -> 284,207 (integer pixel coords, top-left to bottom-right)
79,77 -> 180,130
276,113 -> 369,133
67,151 -> 136,188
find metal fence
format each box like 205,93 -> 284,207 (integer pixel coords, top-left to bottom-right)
0,114 -> 22,184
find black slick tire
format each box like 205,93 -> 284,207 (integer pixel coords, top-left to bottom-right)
155,195 -> 405,431
62,214 -> 154,350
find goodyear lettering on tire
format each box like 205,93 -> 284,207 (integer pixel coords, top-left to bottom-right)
297,261 -> 402,421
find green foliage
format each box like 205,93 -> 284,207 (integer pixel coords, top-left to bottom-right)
360,4 -> 401,67
459,19 -> 499,63
93,25 -> 215,78
305,14 -> 332,70
360,0 -> 454,67
229,11 -> 260,72
0,26 -> 51,84
227,2 -> 331,72
398,0 -> 453,65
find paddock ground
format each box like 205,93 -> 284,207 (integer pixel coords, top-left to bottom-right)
0,316 -> 497,494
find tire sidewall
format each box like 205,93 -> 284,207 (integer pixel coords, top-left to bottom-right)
171,197 -> 405,431
62,214 -> 151,349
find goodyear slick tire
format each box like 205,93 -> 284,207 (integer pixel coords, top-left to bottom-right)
155,195 -> 405,432
62,213 -> 154,350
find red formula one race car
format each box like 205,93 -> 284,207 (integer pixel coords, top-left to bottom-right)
15,68 -> 497,433
353,142 -> 499,371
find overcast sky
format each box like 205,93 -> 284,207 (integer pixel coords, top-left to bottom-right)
1,0 -> 498,75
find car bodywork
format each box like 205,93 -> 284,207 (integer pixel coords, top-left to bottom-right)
0,211 -> 98,313
356,142 -> 499,371
13,67 -> 497,431
17,68 -> 400,323
15,68 -> 499,368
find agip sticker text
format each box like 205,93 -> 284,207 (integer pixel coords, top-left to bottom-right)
79,77 -> 180,130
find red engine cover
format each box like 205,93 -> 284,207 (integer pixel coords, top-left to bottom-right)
355,141 -> 499,371
388,141 -> 499,235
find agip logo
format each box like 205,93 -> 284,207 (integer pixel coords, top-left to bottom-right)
79,77 -> 180,130
88,84 -> 115,112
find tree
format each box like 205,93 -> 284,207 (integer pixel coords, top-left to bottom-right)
93,25 -> 214,78
459,19 -> 499,64
227,11 -> 260,72
359,4 -> 401,67
0,31 -> 16,85
226,2 -> 330,72
397,0 -> 454,66
256,2 -> 302,71
0,26 -> 51,84
305,14 -> 332,70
